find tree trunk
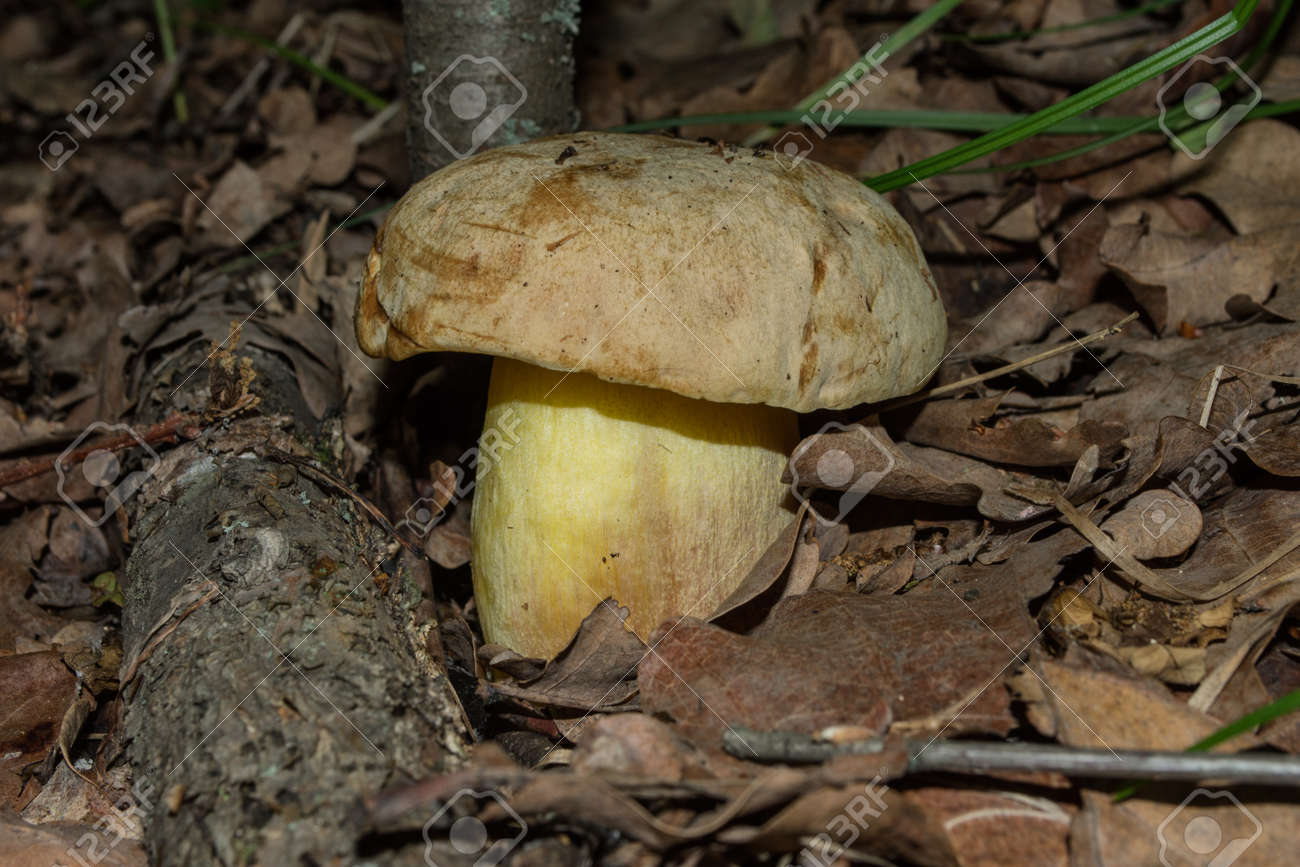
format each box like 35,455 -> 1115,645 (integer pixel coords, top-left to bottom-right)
119,337 -> 471,865
401,0 -> 580,179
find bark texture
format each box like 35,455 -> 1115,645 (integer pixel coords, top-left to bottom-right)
120,343 -> 471,865
401,0 -> 579,179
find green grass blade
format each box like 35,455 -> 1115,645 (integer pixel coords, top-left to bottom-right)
623,109 -> 1182,135
615,109 -> 1155,135
195,19 -> 389,112
741,0 -> 964,146
941,0 -> 1183,43
1186,689 -> 1300,754
946,0 -> 1292,176
153,0 -> 189,123
866,0 -> 1262,191
796,0 -> 965,113
1113,686 -> 1300,802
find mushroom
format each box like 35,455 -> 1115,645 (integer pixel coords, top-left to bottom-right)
356,132 -> 946,658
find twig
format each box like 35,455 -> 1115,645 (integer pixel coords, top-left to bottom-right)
308,17 -> 339,104
1222,363 -> 1300,386
1198,364 -> 1225,428
1055,492 -> 1300,602
723,727 -> 1300,786
352,101 -> 401,146
0,413 -> 201,489
1189,589 -> 1300,712
1053,494 -> 1194,601
217,13 -> 306,121
872,312 -> 1139,414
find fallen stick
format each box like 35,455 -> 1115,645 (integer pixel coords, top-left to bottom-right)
723,726 -> 1300,786
871,311 -> 1139,414
0,412 -> 201,488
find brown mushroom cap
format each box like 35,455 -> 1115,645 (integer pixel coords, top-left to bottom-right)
357,132 -> 946,412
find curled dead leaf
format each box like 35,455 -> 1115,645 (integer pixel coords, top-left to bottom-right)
1110,642 -> 1207,686
1100,489 -> 1202,560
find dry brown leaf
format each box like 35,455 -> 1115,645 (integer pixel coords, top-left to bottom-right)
1143,486 -> 1300,600
965,0 -> 1168,85
0,520 -> 65,651
1259,54 -> 1300,100
421,501 -> 471,569
1243,424 -> 1300,477
708,502 -> 810,628
0,650 -> 77,804
721,780 -> 959,866
1081,321 -> 1300,438
895,394 -> 1127,467
1037,659 -> 1297,867
1099,488 -> 1202,560
492,599 -> 645,711
834,524 -> 916,594
906,787 -> 1071,867
1030,655 -> 1235,751
0,810 -> 146,867
195,161 -> 290,245
1111,642 -> 1207,685
785,423 -> 1056,523
298,116 -> 359,186
1177,120 -> 1300,234
863,128 -> 998,197
257,86 -> 317,135
679,27 -> 866,142
948,280 -> 1061,355
570,714 -> 703,781
641,574 -> 1036,750
297,209 -> 330,308
1100,221 -> 1300,334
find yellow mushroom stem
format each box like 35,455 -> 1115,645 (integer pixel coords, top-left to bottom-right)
470,357 -> 799,659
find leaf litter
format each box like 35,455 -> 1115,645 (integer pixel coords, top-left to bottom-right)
3,0 -> 1300,864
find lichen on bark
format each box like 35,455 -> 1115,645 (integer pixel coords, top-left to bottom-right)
119,345 -> 470,864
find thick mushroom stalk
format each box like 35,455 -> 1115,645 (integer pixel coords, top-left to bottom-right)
472,357 -> 798,658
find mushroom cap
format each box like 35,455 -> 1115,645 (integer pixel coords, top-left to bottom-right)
357,132 -> 946,412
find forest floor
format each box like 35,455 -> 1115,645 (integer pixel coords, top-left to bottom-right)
3,0 -> 1300,865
